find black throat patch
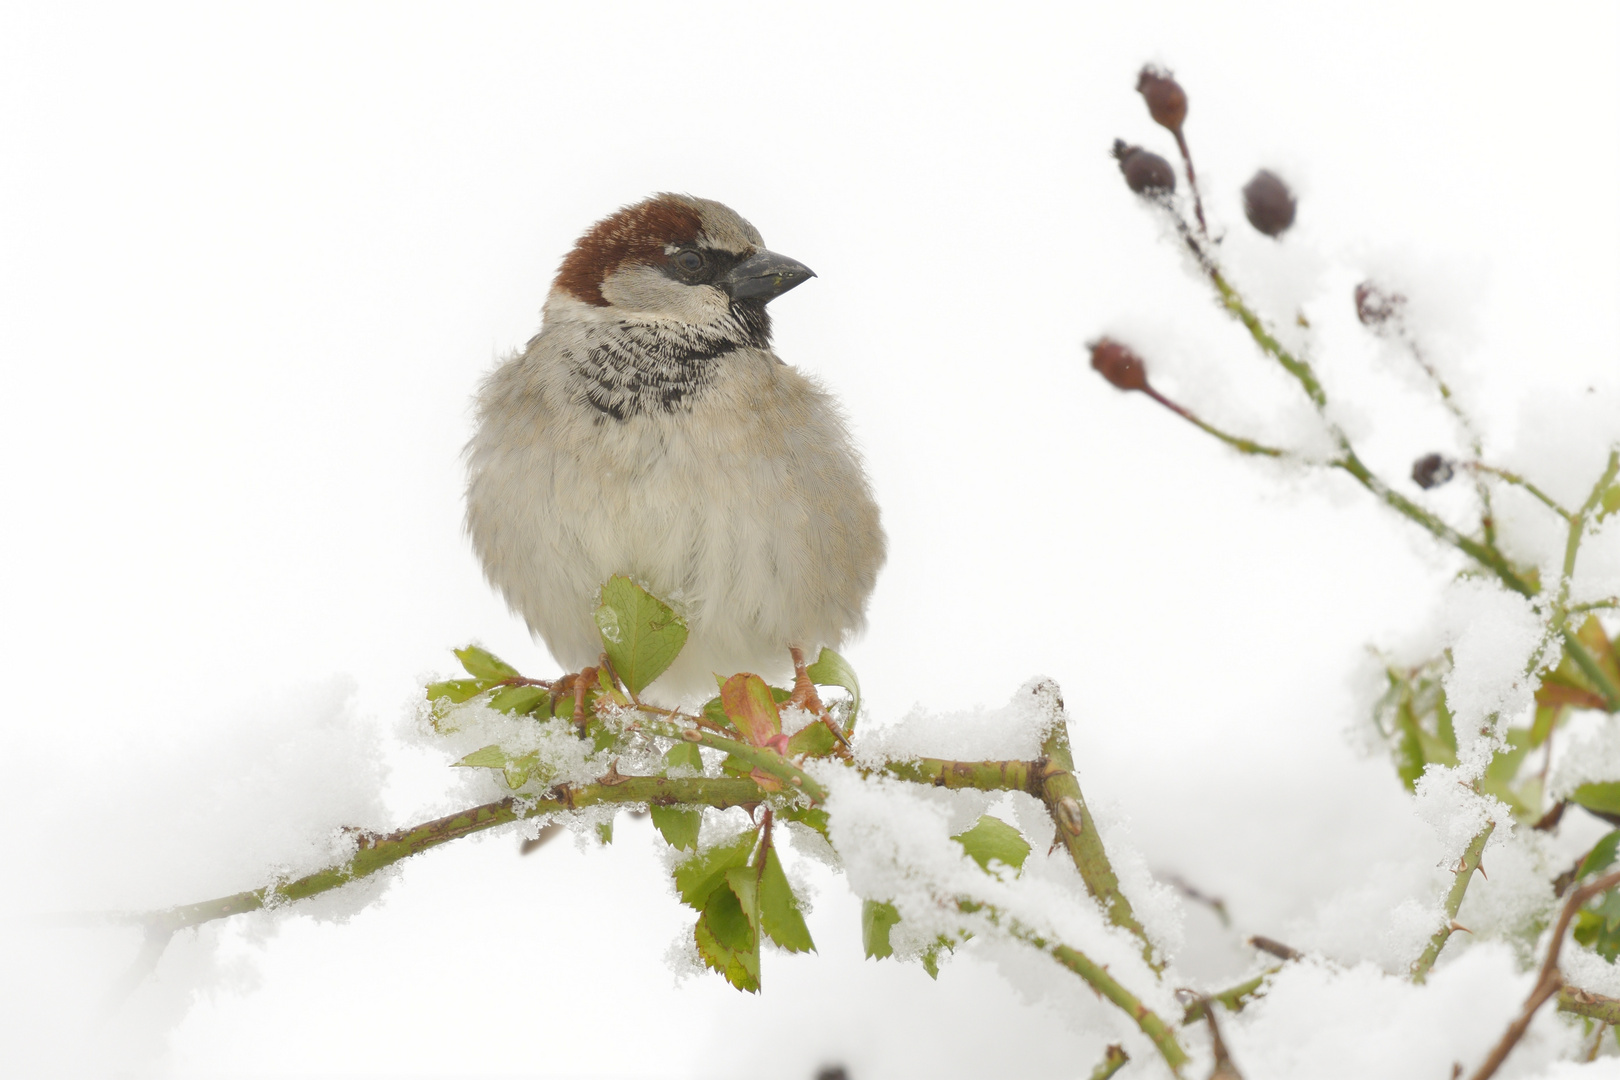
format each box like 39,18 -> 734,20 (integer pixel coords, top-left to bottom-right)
575,303 -> 772,421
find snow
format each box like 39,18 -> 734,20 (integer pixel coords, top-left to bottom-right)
3,3 -> 1620,1079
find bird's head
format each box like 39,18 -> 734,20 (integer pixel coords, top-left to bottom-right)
549,194 -> 814,338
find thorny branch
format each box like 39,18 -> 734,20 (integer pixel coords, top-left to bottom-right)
1468,869 -> 1620,1080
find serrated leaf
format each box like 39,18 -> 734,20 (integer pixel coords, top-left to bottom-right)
455,645 -> 520,681
953,815 -> 1031,873
779,805 -> 830,838
695,882 -> 760,992
759,848 -> 814,953
1573,782 -> 1620,816
1579,830 -> 1620,880
921,940 -> 950,979
425,678 -> 495,704
806,647 -> 862,735
664,741 -> 704,773
786,720 -> 838,758
674,832 -> 758,910
593,576 -> 688,696
861,899 -> 899,960
488,685 -> 550,716
725,867 -> 761,934
720,674 -> 782,747
650,806 -> 701,851
454,744 -> 509,770
595,819 -> 614,845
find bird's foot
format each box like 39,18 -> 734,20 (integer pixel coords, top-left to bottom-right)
551,665 -> 600,736
788,646 -> 852,755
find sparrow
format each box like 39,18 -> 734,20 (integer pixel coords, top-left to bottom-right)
465,193 -> 885,705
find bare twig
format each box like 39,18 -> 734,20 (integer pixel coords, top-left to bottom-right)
1467,869 -> 1620,1080
1249,935 -> 1301,962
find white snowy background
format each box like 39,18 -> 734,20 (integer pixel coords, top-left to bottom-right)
2,2 -> 1618,1078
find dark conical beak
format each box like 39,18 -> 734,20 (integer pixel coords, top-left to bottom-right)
718,249 -> 815,302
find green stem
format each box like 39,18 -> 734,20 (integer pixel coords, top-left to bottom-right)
1560,987 -> 1620,1026
635,712 -> 830,804
1182,969 -> 1278,1023
1207,265 -> 1329,410
1468,464 -> 1574,520
1333,452 -> 1537,597
1087,1045 -> 1130,1080
146,776 -> 767,933
998,917 -> 1188,1073
883,757 -> 1037,792
1571,598 -> 1620,613
1141,386 -> 1287,457
1410,821 -> 1494,983
1038,719 -> 1158,969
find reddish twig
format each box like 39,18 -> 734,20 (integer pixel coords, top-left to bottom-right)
1467,869 -> 1620,1080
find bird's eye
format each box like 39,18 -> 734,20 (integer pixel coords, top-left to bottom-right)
675,250 -> 706,273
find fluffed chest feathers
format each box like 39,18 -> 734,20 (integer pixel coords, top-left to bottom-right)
466,347 -> 884,696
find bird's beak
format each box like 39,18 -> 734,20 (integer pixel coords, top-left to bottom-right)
718,249 -> 816,302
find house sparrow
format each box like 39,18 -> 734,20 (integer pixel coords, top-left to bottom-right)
465,194 -> 885,704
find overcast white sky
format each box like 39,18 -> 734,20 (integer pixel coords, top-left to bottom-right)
2,3 -> 1618,1078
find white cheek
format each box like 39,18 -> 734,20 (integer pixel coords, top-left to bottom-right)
599,263 -> 729,322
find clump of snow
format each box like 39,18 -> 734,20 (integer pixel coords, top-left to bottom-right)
854,677 -> 1062,766
1547,711 -> 1620,802
1438,581 -> 1546,774
1223,945 -> 1581,1079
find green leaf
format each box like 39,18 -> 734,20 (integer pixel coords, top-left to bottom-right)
1574,889 -> 1620,962
953,815 -> 1031,873
724,867 -> 761,934
488,685 -> 550,716
650,806 -> 702,851
861,899 -> 900,960
779,805 -> 830,838
806,647 -> 862,735
595,819 -> 614,845
720,674 -> 782,747
593,576 -> 688,696
921,940 -> 949,979
664,741 -> 704,774
759,848 -> 814,953
695,882 -> 760,992
455,645 -> 520,681
674,832 -> 758,910
1573,782 -> 1620,816
1600,482 -> 1620,520
1580,830 -> 1620,880
425,678 -> 495,704
454,744 -> 510,770
785,720 -> 838,758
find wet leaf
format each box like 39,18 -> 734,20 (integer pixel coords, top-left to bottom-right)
785,720 -> 838,758
720,674 -> 782,747
861,899 -> 900,960
1579,830 -> 1620,880
953,815 -> 1031,873
593,576 -> 688,696
488,685 -> 550,716
454,744 -> 509,770
1574,782 -> 1620,817
759,848 -> 814,953
650,806 -> 701,851
664,741 -> 704,774
806,648 -> 862,735
425,678 -> 494,705
695,882 -> 760,993
674,832 -> 758,910
455,646 -> 520,681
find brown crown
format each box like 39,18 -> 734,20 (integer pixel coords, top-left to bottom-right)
554,195 -> 706,306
